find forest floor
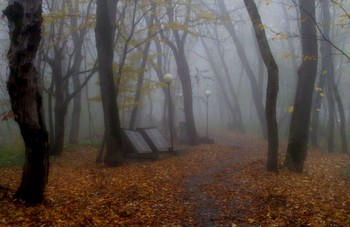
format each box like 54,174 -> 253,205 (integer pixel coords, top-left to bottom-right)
1,131 -> 350,226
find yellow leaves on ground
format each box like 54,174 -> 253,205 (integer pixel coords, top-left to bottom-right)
206,135 -> 350,226
0,134 -> 350,226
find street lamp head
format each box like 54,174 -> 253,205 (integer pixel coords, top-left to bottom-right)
205,90 -> 211,97
163,74 -> 174,84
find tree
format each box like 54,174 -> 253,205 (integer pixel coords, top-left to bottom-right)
200,37 -> 246,133
211,25 -> 245,133
41,0 -> 96,155
320,0 -> 347,153
95,0 -> 123,166
129,6 -> 155,129
4,0 -> 49,204
309,0 -> 347,153
218,1 -> 268,138
67,0 -> 95,144
243,0 -> 279,172
156,0 -> 200,145
284,0 -> 318,173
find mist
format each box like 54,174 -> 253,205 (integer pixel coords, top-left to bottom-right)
0,0 -> 348,148
0,0 -> 350,225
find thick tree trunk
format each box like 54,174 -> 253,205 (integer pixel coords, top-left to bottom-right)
174,48 -> 198,144
244,0 -> 279,172
48,58 -> 68,156
51,104 -> 68,155
4,0 -> 49,204
284,0 -> 318,173
160,2 -> 199,145
95,0 -> 123,166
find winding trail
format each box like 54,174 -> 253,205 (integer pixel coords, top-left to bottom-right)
182,137 -> 264,226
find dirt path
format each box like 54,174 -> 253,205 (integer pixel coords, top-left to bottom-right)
182,137 -> 263,226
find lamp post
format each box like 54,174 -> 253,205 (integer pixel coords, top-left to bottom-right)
163,74 -> 174,152
205,89 -> 211,138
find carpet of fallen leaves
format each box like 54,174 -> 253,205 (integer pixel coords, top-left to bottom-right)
1,132 -> 350,226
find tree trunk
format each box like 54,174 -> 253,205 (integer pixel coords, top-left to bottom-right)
67,1 -> 92,144
129,48 -> 148,129
69,76 -> 82,144
201,38 -> 245,133
174,47 -> 198,144
284,0 -> 318,173
158,2 -> 199,145
211,27 -> 246,133
218,1 -> 267,138
50,59 -> 67,156
320,1 -> 335,153
149,39 -> 177,139
334,87 -> 347,153
129,14 -> 154,129
95,0 -> 123,166
326,66 -> 335,153
320,0 -> 347,153
51,103 -> 68,155
4,0 -> 49,204
310,63 -> 326,148
47,78 -> 55,146
244,0 -> 279,172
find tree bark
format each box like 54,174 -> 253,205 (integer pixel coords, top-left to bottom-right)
334,87 -> 347,153
244,0 -> 279,172
4,0 -> 49,204
174,44 -> 199,144
50,58 -> 67,155
320,0 -> 347,153
95,0 -> 123,166
42,0 -> 94,154
284,0 -> 318,173
69,76 -> 82,144
150,37 -> 176,137
160,2 -> 199,144
67,1 -> 85,144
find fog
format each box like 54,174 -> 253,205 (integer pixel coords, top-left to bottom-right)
0,0 -> 349,151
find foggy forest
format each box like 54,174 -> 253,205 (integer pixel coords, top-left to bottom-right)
0,0 -> 350,225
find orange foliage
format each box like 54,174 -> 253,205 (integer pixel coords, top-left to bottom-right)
0,134 -> 350,226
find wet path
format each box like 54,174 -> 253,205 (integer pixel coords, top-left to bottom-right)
182,138 -> 259,226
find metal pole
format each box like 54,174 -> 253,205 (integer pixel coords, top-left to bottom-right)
168,84 -> 174,152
